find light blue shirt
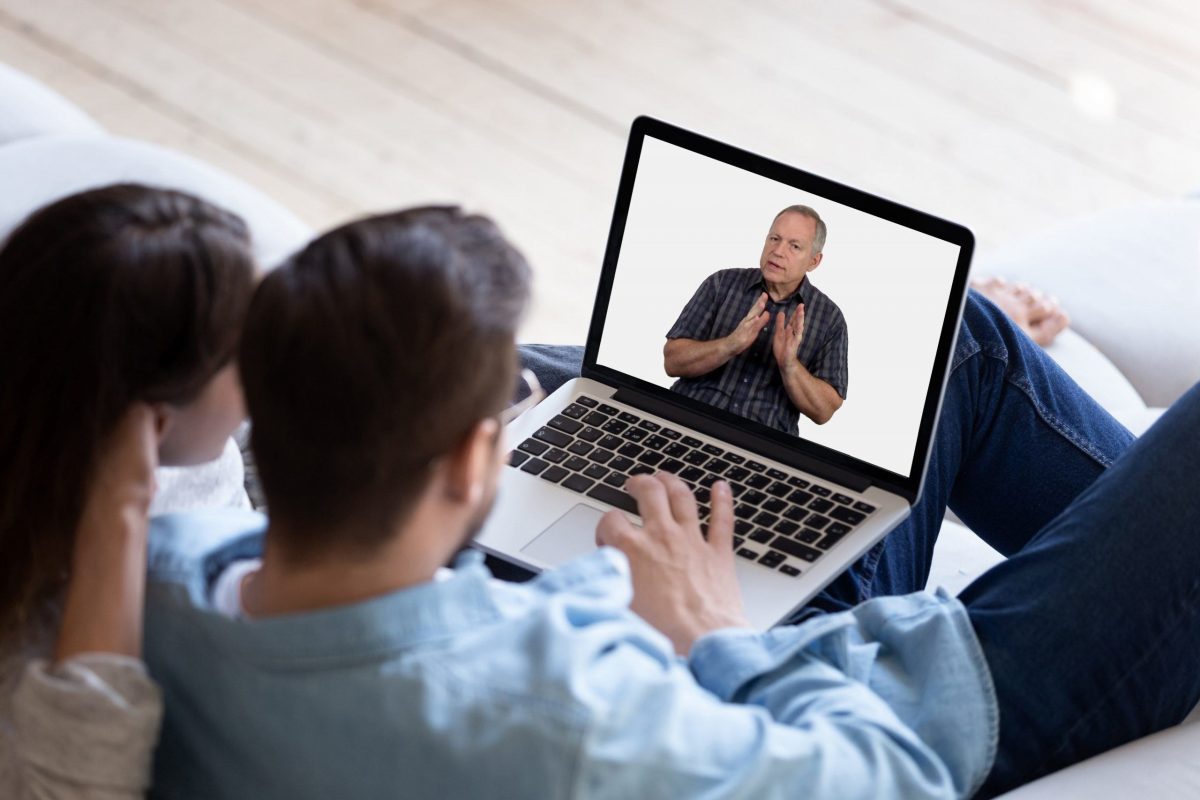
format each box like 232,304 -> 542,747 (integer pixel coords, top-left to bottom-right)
144,510 -> 997,799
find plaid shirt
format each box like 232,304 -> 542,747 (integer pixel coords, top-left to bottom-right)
666,268 -> 848,434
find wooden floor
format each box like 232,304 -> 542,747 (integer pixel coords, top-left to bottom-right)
2,0 -> 1198,341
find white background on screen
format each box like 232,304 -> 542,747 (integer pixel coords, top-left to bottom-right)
596,137 -> 962,477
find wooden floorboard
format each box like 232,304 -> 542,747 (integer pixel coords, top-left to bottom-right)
1,0 -> 1197,342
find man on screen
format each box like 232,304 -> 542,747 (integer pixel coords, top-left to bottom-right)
664,205 -> 848,433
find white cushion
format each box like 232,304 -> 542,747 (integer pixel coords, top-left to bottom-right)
0,62 -> 102,146
979,199 -> 1200,409
0,134 -> 311,268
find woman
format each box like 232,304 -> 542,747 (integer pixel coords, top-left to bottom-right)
0,184 -> 255,797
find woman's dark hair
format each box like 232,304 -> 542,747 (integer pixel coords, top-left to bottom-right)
240,206 -> 530,561
0,184 -> 256,643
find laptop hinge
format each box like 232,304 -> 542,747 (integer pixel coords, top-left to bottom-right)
612,387 -> 871,493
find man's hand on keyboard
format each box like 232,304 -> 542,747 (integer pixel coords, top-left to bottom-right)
596,472 -> 751,655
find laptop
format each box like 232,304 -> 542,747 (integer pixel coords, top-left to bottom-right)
475,116 -> 973,629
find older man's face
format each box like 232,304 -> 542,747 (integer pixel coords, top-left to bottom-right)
759,212 -> 822,289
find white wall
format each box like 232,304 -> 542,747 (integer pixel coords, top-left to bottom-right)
596,137 -> 961,477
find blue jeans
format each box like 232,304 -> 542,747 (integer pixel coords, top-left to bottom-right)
516,293 -> 1200,795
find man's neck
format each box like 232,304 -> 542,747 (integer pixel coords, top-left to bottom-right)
764,274 -> 805,303
241,516 -> 460,618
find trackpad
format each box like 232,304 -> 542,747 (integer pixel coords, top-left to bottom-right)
520,503 -> 607,566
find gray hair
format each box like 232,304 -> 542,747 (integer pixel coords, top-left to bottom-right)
774,205 -> 827,254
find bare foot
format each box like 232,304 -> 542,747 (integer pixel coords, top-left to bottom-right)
971,276 -> 1070,347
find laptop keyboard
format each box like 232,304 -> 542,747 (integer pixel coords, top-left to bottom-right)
507,394 -> 877,578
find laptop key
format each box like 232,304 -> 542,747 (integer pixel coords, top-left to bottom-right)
520,458 -> 548,475
724,466 -> 750,482
680,466 -> 705,482
734,520 -> 753,536
533,427 -> 572,448
575,395 -> 598,408
638,451 -> 665,467
561,404 -> 588,420
808,498 -> 834,514
853,501 -> 877,513
787,489 -> 813,506
806,514 -> 831,531
762,498 -> 787,514
746,474 -> 771,489
745,460 -> 766,473
699,473 -> 719,488
603,472 -> 628,488
567,441 -> 593,456
660,428 -> 682,440
725,452 -> 745,465
766,481 -> 790,498
509,451 -> 530,468
766,468 -> 788,481
796,528 -> 822,544
623,428 -> 648,443
752,511 -> 779,528
701,444 -> 724,456
742,490 -> 767,506
582,464 -> 609,480
587,483 -> 638,513
759,551 -> 785,568
548,415 -> 583,435
618,442 -> 644,458
601,419 -> 628,434
787,476 -> 810,489
588,449 -> 614,465
683,450 -> 708,466
783,506 -> 809,523
609,456 -> 635,472
644,435 -> 669,450
629,464 -> 654,476
681,436 -> 703,448
779,564 -> 802,577
732,536 -> 745,548
659,458 -> 685,473
818,529 -> 847,550
618,411 -> 640,424
770,536 -> 821,562
832,493 -> 854,506
704,458 -> 730,474
809,485 -> 832,497
664,442 -> 689,457
736,548 -> 759,560
694,487 -> 711,503
773,519 -> 799,536
598,403 -> 619,415
582,411 -> 608,426
734,505 -> 757,520
561,473 -> 595,493
564,456 -> 589,472
830,506 -> 866,526
577,426 -> 603,442
749,528 -> 773,544
541,466 -> 569,483
596,435 -> 622,451
543,448 -> 568,464
826,522 -> 852,537
638,420 -> 661,432
518,439 -> 549,456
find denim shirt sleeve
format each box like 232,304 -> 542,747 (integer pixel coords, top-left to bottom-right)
568,583 -> 994,800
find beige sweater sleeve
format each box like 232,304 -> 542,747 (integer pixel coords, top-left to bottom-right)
11,655 -> 162,799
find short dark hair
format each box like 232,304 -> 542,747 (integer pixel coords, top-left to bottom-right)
0,184 -> 255,642
240,206 -> 531,560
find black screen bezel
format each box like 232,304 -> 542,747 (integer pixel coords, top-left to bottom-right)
582,116 -> 974,502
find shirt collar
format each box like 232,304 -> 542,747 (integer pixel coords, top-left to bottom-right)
744,268 -> 809,304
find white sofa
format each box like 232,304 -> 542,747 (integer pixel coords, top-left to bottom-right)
2,62 -> 1196,798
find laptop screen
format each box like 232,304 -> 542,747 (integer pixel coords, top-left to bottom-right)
586,119 -> 972,495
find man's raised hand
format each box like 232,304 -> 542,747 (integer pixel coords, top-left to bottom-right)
772,303 -> 805,370
726,292 -> 770,356
595,472 -> 751,655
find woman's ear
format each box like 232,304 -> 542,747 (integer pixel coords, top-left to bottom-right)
152,403 -> 177,457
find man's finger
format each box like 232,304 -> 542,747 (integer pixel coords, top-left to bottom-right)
657,471 -> 700,528
596,509 -> 635,548
624,474 -> 672,528
707,481 -> 735,554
